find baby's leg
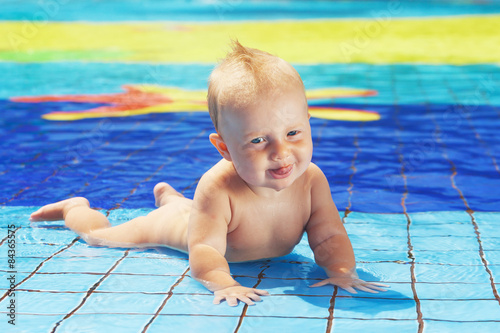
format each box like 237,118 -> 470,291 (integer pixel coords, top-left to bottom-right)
30,197 -> 111,234
30,183 -> 191,252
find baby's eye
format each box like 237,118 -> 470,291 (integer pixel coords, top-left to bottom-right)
287,130 -> 298,136
251,137 -> 264,144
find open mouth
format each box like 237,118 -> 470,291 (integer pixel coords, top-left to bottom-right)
268,164 -> 293,179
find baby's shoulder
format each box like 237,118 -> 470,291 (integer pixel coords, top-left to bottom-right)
197,159 -> 238,192
303,162 -> 327,183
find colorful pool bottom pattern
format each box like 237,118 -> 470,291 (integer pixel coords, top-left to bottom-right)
1,207 -> 500,332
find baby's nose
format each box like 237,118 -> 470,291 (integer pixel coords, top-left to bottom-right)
270,142 -> 290,161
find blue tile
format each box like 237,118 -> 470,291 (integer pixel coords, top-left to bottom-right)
420,300 -> 500,321
229,261 -> 271,278
245,295 -> 331,318
336,282 -> 413,300
96,274 -> 181,293
414,250 -> 483,265
409,211 -> 471,224
481,237 -> 500,251
160,294 -> 244,316
332,318 -> 418,332
345,222 -> 407,238
77,292 -> 166,315
354,249 -> 409,262
257,275 -> 334,296
416,282 -> 497,300
0,256 -> 45,273
411,236 -> 479,252
414,264 -> 492,283
484,250 -> 500,265
263,261 -> 325,280
475,212 -> 500,226
7,291 -> 85,315
410,222 -> 476,237
486,265 -> 500,282
56,314 -> 152,333
16,226 -> 77,244
37,256 -> 123,274
349,233 -> 409,251
113,257 -> 189,275
334,297 -> 417,320
423,320 -> 500,333
147,314 -> 240,333
21,272 -> 102,292
356,262 -> 411,283
239,317 -> 328,333
55,241 -> 127,257
13,243 -> 68,257
0,314 -> 65,332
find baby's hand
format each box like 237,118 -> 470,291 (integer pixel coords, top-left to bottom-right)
310,276 -> 388,294
213,286 -> 269,306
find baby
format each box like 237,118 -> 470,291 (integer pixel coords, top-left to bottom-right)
30,41 -> 387,306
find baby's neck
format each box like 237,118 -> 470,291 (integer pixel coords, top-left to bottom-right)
243,180 -> 291,198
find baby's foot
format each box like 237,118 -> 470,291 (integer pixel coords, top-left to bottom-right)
154,182 -> 184,207
30,197 -> 90,221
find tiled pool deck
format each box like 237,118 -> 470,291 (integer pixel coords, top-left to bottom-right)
2,208 -> 500,332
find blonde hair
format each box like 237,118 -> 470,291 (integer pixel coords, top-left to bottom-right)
207,40 -> 305,132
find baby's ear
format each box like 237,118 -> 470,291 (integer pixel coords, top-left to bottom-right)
209,133 -> 232,161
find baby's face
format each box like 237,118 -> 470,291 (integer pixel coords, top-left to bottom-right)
219,85 -> 313,192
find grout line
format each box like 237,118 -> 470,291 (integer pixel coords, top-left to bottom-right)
0,226 -> 21,246
343,130 -> 360,221
325,286 -> 338,333
391,65 -> 424,333
467,211 -> 500,306
50,250 -> 131,333
233,260 -> 271,333
141,267 -> 190,332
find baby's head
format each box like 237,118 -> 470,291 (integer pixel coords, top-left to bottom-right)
207,40 -> 306,134
207,41 -> 313,192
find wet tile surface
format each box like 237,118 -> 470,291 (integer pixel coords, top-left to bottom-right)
1,207 -> 499,332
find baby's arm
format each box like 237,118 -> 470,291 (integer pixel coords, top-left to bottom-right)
187,174 -> 268,306
305,165 -> 387,293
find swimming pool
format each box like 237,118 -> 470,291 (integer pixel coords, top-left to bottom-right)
1,1 -> 500,332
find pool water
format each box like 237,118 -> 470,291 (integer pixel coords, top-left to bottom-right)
1,1 -> 500,332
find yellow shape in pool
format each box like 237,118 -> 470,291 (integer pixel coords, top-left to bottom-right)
13,84 -> 380,121
1,15 -> 499,64
309,107 -> 380,122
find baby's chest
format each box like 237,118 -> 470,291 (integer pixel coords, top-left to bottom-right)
226,201 -> 310,258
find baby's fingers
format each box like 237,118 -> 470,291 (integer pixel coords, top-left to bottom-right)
356,285 -> 379,293
226,296 -> 238,307
369,282 -> 390,289
213,295 -> 225,305
252,289 -> 270,296
238,295 -> 255,306
309,280 -> 329,288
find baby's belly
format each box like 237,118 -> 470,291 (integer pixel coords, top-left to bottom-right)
224,229 -> 304,263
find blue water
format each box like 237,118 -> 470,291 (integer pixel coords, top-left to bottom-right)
2,0 -> 500,21
2,62 -> 500,212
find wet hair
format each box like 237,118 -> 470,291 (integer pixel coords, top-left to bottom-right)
207,40 -> 305,133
